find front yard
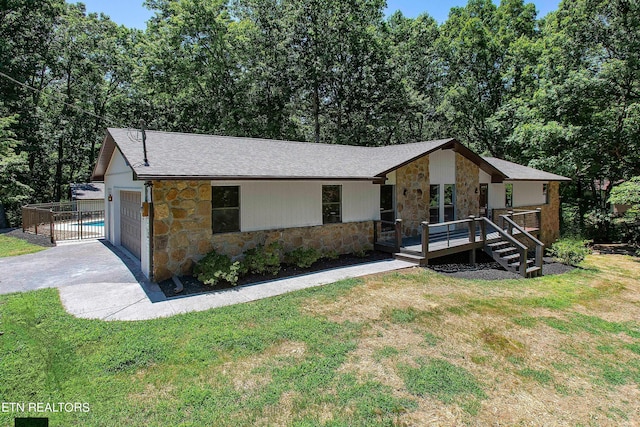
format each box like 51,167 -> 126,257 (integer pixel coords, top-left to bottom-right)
1,254 -> 639,425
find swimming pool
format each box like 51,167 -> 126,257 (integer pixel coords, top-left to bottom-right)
81,220 -> 105,227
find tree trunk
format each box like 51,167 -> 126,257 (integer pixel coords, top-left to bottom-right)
0,203 -> 8,229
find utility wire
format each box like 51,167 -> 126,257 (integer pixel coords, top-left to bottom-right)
0,70 -> 116,124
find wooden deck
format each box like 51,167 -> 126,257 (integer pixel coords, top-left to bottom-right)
378,227 -> 539,260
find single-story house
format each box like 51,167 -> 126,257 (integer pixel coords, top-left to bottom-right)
91,128 -> 570,282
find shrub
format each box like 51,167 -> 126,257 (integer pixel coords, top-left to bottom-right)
194,250 -> 241,286
284,247 -> 322,268
240,242 -> 282,276
548,238 -> 591,266
323,250 -> 339,260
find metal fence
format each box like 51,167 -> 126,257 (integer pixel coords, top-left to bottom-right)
22,200 -> 105,243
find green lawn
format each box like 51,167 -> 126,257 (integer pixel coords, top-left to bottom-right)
0,254 -> 639,426
0,234 -> 46,257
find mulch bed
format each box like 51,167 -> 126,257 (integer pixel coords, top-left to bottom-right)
427,251 -> 575,280
158,250 -> 393,298
0,228 -> 56,247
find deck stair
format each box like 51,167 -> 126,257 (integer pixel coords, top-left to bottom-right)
484,236 -> 541,278
375,211 -> 544,277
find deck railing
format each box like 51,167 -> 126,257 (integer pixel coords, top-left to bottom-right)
500,214 -> 544,273
501,208 -> 541,232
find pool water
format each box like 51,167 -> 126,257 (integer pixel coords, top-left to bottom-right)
81,220 -> 105,227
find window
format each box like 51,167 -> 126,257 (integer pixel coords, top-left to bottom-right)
322,185 -> 341,224
212,186 -> 240,233
505,183 -> 513,208
429,184 -> 440,223
444,184 -> 456,222
543,183 -> 549,204
380,185 -> 395,230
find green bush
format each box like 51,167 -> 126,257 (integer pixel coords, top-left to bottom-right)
194,250 -> 241,286
240,242 -> 282,276
323,250 -> 339,260
284,247 -> 322,268
548,238 -> 591,266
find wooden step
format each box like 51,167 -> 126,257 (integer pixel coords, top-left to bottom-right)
526,266 -> 542,277
494,247 -> 517,255
487,241 -> 510,249
394,252 -> 426,265
502,253 -> 521,262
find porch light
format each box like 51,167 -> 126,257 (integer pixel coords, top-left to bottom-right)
108,194 -> 113,202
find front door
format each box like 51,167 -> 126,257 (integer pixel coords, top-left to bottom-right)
479,184 -> 488,217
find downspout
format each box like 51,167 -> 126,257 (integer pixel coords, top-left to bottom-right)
145,181 -> 154,282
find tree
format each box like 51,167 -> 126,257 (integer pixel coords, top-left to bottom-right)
0,114 -> 30,227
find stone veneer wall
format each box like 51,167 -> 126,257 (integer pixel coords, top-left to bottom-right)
211,221 -> 374,259
395,155 -> 429,237
491,182 -> 561,247
455,153 -> 480,220
152,180 -> 213,281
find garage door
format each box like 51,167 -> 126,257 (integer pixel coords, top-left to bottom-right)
120,191 -> 141,259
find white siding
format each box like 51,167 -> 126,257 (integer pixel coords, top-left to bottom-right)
479,170 -> 492,184
212,180 -> 379,232
104,148 -> 150,278
488,181 -> 548,210
429,149 -> 456,184
489,183 -> 505,209
513,181 -> 546,207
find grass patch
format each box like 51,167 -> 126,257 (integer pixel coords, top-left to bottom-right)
1,253 -> 639,425
517,368 -> 553,385
0,234 -> 45,257
373,346 -> 399,361
479,328 -> 525,357
399,358 -> 486,404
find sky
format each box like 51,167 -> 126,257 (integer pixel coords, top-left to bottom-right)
75,0 -> 561,30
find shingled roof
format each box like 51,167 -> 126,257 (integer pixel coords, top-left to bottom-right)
483,157 -> 571,181
91,128 -> 567,183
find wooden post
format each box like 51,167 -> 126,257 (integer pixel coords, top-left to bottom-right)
421,221 -> 429,262
373,220 -> 378,245
49,211 -> 55,244
468,216 -> 476,264
536,207 -> 542,230
480,216 -> 486,242
394,219 -> 403,251
507,210 -> 514,235
520,249 -> 528,277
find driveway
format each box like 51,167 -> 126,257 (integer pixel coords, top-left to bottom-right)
0,239 -> 415,321
0,240 -> 144,294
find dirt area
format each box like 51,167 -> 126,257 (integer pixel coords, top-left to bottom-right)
0,227 -> 56,247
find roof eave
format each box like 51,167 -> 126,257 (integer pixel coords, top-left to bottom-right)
135,174 -> 382,183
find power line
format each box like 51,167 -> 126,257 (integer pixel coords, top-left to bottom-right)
0,70 -> 116,124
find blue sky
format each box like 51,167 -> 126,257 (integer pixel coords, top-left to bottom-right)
74,0 -> 561,29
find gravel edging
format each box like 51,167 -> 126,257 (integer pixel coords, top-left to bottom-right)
0,228 -> 56,247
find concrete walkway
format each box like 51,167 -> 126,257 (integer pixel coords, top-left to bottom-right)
2,239 -> 414,321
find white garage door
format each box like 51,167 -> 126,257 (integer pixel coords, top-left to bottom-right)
120,191 -> 141,259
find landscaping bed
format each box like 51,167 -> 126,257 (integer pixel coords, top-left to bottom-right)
426,250 -> 575,280
158,250 -> 393,298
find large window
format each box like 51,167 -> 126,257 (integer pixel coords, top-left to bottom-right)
322,185 -> 342,224
505,183 -> 513,208
212,186 -> 240,233
429,184 -> 440,223
380,185 -> 395,230
444,184 -> 456,222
